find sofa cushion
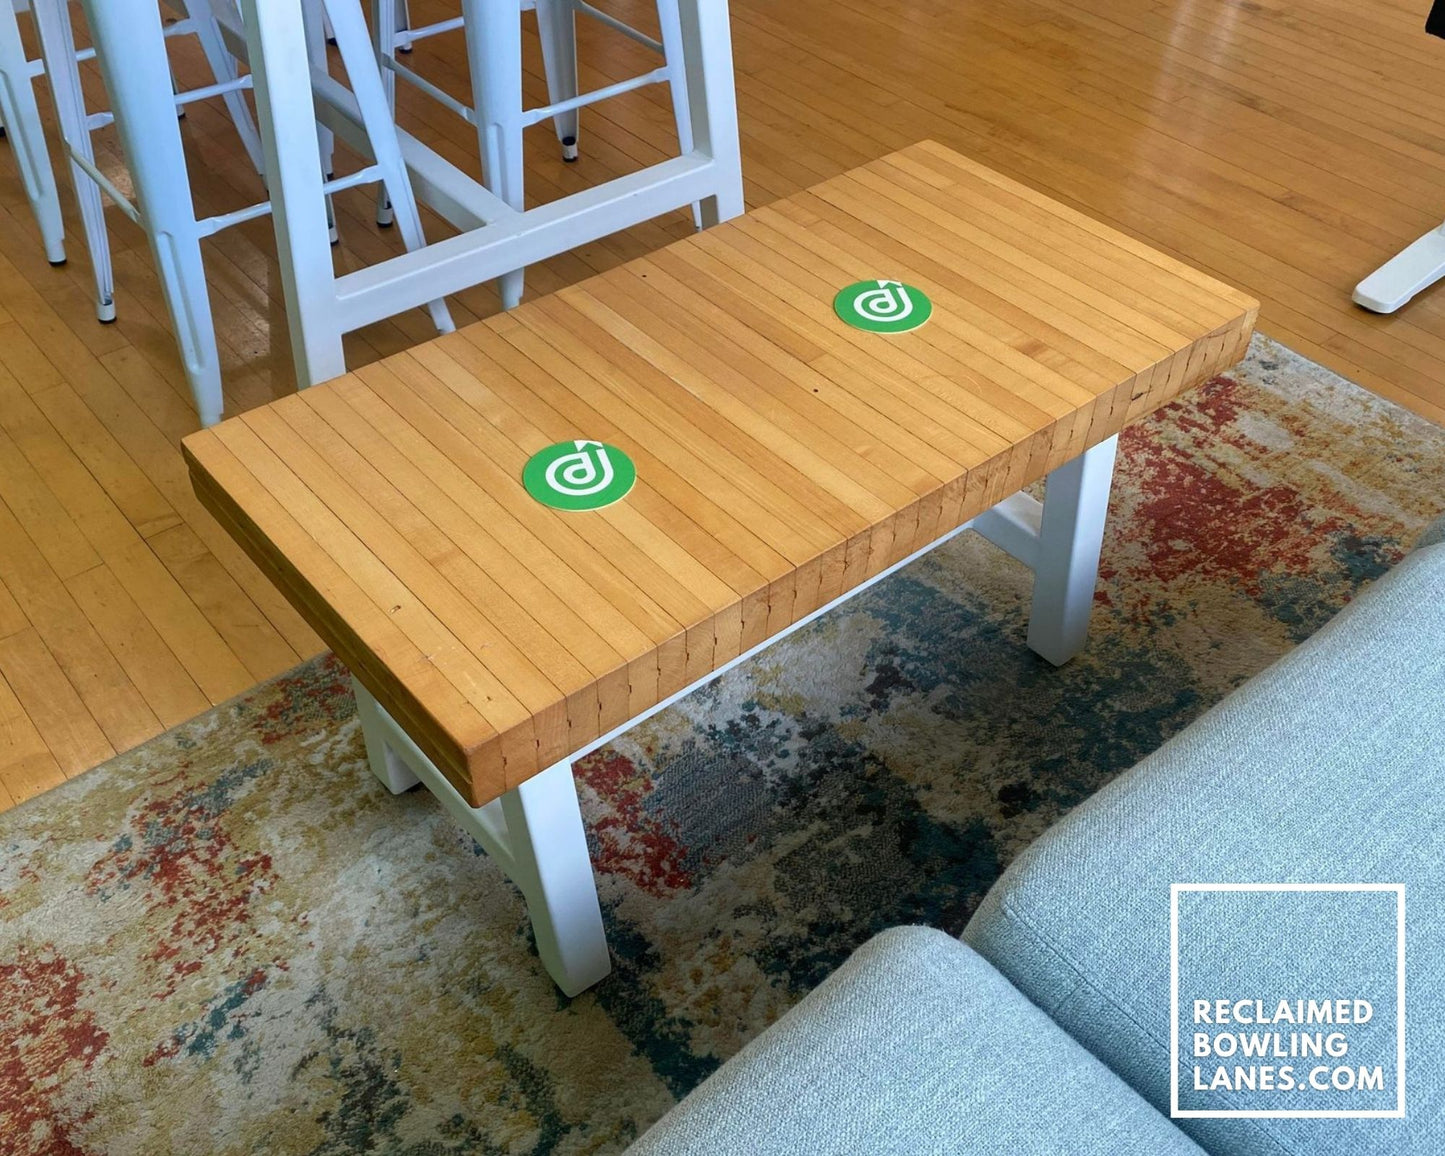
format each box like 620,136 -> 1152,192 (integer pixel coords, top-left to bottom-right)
964,542 -> 1445,1156
627,926 -> 1203,1155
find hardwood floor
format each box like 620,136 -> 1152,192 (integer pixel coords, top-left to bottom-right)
1,0 -> 1443,809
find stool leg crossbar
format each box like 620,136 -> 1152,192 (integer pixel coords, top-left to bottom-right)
351,435 -> 1118,996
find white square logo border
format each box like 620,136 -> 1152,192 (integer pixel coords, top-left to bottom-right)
1169,882 -> 1406,1120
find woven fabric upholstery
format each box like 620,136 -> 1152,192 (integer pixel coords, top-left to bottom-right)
627,926 -> 1203,1156
965,542 -> 1445,1155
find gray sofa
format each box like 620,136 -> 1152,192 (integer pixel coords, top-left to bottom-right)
629,525 -> 1445,1155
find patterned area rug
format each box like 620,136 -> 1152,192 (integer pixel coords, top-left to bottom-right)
3,335 -> 1443,1155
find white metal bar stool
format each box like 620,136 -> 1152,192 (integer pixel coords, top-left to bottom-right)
372,0 -> 701,308
73,0 -> 451,426
240,0 -> 742,392
27,0 -> 271,322
0,0 -> 220,273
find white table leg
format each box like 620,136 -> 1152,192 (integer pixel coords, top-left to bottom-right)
498,760 -> 611,997
354,681 -> 421,793
352,678 -> 611,997
1026,434 -> 1117,666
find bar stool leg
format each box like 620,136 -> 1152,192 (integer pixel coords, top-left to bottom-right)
182,0 -> 266,175
322,0 -> 452,333
81,0 -> 223,424
655,0 -> 702,229
240,0 -> 347,387
1026,434 -> 1117,666
0,2 -> 65,264
242,0 -> 452,388
299,0 -> 341,245
31,0 -> 115,320
534,0 -> 579,161
463,0 -> 526,308
370,0 -> 397,227
678,0 -> 742,228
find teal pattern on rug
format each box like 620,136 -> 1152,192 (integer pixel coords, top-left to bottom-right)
1,335 -> 1444,1154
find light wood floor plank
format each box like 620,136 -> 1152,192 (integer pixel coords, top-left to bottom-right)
0,627 -> 114,776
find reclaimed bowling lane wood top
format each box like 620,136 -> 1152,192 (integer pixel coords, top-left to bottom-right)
183,140 -> 1257,807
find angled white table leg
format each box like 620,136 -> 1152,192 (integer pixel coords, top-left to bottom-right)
974,434 -> 1117,666
352,678 -> 611,997
1025,435 -> 1117,665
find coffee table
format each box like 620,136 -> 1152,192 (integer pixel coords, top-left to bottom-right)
184,141 -> 1256,996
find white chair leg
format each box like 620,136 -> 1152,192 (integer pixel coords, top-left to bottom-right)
534,0 -> 579,162
463,0 -> 526,308
81,0 -> 223,425
241,0 -> 451,389
395,0 -> 410,50
154,234 -> 225,427
31,0 -> 115,319
300,0 -> 340,244
655,0 -> 702,229
0,3 -> 65,264
677,0 -> 742,228
1025,434 -> 1118,666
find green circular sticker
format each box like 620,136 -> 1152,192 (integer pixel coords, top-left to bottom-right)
523,439 -> 636,511
834,278 -> 932,333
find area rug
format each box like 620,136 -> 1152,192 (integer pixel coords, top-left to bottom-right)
3,335 -> 1443,1155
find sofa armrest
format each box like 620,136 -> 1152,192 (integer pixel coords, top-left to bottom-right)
965,543 -> 1445,1156
628,927 -> 1202,1156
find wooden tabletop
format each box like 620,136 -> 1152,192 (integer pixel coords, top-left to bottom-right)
184,141 -> 1256,808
